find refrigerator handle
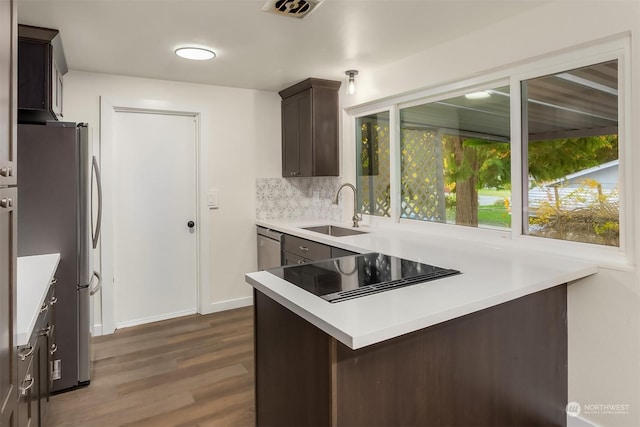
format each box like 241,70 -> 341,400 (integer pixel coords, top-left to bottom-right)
89,271 -> 102,296
91,155 -> 102,249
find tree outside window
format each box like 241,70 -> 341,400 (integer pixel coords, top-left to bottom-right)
355,60 -> 619,247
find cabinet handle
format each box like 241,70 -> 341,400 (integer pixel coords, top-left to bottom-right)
299,246 -> 309,252
49,296 -> 58,306
40,302 -> 49,314
40,325 -> 52,337
50,278 -> 58,285
297,259 -> 305,264
18,345 -> 34,361
20,375 -> 34,397
50,344 -> 58,355
0,197 -> 13,208
0,167 -> 13,177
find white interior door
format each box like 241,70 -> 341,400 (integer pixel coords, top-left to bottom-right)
112,111 -> 198,328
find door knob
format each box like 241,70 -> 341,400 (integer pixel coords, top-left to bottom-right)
187,221 -> 195,229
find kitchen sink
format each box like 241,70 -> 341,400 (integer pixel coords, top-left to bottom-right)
302,225 -> 368,237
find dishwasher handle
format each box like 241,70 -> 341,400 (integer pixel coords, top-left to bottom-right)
257,227 -> 283,242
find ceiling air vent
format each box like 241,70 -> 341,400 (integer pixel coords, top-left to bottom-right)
262,0 -> 323,19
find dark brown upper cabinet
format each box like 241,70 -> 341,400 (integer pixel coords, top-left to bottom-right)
279,78 -> 341,177
17,25 -> 67,124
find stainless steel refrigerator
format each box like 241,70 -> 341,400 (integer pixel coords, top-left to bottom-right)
17,121 -> 102,392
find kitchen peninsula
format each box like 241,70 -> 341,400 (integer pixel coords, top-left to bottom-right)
246,220 -> 598,427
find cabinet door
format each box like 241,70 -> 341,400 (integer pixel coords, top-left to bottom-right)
0,0 -> 17,187
17,40 -> 49,112
37,330 -> 48,423
282,95 -> 300,177
1,188 -> 18,426
296,90 -> 312,176
309,86 -> 339,176
282,89 -> 312,177
16,357 -> 34,427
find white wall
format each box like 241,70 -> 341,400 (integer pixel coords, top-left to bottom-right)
340,2 -> 640,426
63,71 -> 282,320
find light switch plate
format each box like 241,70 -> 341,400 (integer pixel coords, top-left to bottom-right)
208,190 -> 219,209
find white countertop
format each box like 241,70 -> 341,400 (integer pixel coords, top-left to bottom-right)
246,220 -> 598,349
17,253 -> 60,347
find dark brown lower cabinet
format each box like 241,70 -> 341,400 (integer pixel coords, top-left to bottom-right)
254,285 -> 568,427
17,335 -> 36,427
16,281 -> 55,427
1,188 -> 18,427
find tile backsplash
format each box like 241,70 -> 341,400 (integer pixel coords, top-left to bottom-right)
256,177 -> 342,221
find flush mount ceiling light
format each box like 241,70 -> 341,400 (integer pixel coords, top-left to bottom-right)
464,91 -> 491,100
175,47 -> 216,61
345,70 -> 358,95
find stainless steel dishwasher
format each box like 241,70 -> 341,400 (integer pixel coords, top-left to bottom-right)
257,227 -> 283,270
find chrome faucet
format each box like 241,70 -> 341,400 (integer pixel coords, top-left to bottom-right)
333,183 -> 363,228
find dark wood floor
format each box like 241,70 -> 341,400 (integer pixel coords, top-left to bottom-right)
48,307 -> 255,427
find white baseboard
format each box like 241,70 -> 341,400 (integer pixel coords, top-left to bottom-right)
92,323 -> 103,337
201,296 -> 253,314
115,308 -> 198,330
98,298 -> 253,335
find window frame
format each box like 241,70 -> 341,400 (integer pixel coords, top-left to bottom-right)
353,109 -> 395,219
512,50 -> 628,262
397,78 -> 511,229
345,36 -> 632,269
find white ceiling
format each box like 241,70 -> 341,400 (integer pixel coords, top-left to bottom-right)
18,0 -> 546,92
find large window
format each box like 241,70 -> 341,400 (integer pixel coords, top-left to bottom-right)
353,54 -> 622,250
522,61 -> 619,246
400,85 -> 511,228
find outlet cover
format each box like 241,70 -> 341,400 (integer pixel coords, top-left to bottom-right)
52,359 -> 61,380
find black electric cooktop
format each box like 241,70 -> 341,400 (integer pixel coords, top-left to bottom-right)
268,252 -> 461,303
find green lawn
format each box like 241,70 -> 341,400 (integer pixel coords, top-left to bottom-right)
478,205 -> 511,228
444,189 -> 511,228
478,188 -> 511,198
446,203 -> 511,228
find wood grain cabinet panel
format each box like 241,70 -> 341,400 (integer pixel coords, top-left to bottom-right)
254,285 -> 568,427
254,290 -> 331,427
1,188 -> 18,426
279,78 -> 341,177
1,0 -> 18,425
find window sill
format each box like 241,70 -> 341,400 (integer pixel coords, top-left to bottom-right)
363,215 -> 634,272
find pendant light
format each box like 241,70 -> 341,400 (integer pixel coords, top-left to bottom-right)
345,70 -> 359,95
